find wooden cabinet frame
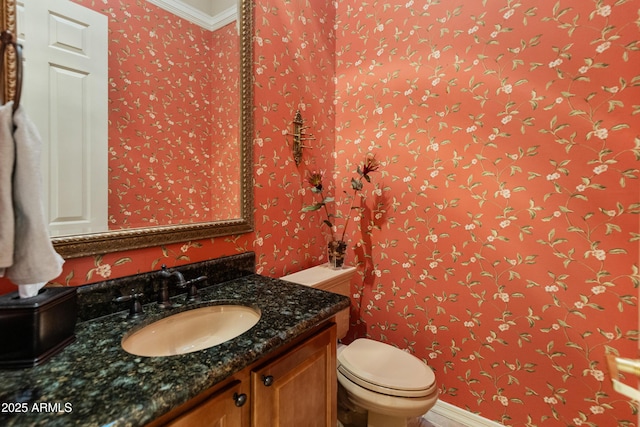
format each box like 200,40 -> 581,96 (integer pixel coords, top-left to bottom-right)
148,321 -> 337,427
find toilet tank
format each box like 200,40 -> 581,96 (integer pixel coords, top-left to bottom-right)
280,265 -> 355,340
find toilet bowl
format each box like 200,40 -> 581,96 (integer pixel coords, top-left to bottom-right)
280,265 -> 438,427
337,338 -> 438,427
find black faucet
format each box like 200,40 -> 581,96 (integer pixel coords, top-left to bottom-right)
157,265 -> 186,309
113,288 -> 145,318
183,276 -> 208,302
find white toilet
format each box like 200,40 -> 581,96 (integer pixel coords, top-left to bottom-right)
281,265 -> 438,427
337,338 -> 438,427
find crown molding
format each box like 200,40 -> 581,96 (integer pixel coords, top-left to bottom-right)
147,0 -> 237,31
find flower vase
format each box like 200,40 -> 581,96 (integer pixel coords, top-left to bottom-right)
328,240 -> 347,269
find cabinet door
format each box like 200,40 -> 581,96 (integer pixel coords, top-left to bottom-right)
252,324 -> 337,427
166,380 -> 249,427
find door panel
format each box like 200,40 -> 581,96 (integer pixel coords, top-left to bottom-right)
20,0 -> 108,236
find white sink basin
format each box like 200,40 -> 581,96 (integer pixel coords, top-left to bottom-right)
121,305 -> 261,357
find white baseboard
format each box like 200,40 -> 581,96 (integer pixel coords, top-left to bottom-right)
424,400 -> 504,427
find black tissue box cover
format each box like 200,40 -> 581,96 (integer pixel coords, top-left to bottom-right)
0,287 -> 77,369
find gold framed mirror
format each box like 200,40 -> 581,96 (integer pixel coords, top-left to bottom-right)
0,0 -> 16,105
0,0 -> 254,259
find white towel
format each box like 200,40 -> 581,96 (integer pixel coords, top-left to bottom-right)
4,103 -> 63,294
0,102 -> 15,272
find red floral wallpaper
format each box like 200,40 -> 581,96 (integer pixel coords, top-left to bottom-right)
210,22 -> 241,221
0,0 -> 336,291
334,1 -> 639,426
75,0 -> 241,229
1,1 -> 638,426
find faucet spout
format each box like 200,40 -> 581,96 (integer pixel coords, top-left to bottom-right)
157,265 -> 186,308
162,267 -> 185,283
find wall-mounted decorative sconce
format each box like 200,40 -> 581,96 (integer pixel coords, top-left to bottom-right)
286,110 -> 315,166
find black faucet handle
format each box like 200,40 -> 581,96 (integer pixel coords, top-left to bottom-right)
183,276 -> 208,302
114,289 -> 145,318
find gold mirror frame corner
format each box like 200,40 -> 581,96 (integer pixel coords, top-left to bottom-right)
2,0 -> 254,259
0,0 -> 16,104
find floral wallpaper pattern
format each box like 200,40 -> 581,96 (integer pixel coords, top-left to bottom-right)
210,22 -> 241,220
334,1 -> 639,426
77,0 -> 241,228
0,1 -> 638,426
0,0 -> 334,292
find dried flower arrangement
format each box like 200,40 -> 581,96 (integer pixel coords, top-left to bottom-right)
302,153 -> 380,267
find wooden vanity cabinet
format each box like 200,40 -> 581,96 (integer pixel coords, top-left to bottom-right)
251,323 -> 337,427
164,379 -> 250,427
152,322 -> 337,427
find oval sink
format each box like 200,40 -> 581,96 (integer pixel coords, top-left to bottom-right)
121,305 -> 261,357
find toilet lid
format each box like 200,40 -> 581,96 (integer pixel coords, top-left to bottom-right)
338,339 -> 436,398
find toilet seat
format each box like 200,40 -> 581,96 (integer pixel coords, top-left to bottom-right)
338,339 -> 436,398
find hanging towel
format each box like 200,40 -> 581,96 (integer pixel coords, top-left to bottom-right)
4,103 -> 63,294
0,102 -> 15,274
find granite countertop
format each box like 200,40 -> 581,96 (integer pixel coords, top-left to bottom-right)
0,274 -> 350,427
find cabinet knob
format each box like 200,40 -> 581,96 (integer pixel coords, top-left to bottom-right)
262,375 -> 274,387
233,392 -> 247,407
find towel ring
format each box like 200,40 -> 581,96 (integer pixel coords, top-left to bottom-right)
0,30 -> 22,113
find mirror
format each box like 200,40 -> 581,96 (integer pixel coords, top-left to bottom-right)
0,0 -> 253,258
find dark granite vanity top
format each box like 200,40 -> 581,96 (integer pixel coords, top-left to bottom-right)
0,274 -> 350,427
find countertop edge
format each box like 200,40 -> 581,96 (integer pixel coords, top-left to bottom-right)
0,274 -> 351,427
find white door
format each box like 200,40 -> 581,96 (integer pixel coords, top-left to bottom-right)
18,0 -> 108,237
